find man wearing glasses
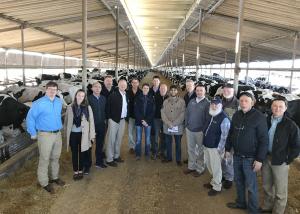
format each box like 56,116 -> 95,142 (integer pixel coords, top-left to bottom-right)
26,81 -> 65,194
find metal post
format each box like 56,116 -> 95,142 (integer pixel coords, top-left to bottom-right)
82,0 -> 87,91
224,51 -> 227,78
233,0 -> 245,95
115,5 -> 119,80
267,62 -> 271,83
41,54 -> 44,75
98,52 -> 101,71
245,46 -> 251,84
63,40 -> 66,73
290,34 -> 298,93
21,24 -> 26,85
196,8 -> 203,81
133,40 -> 136,70
127,27 -> 130,75
5,49 -> 8,83
182,28 -> 186,76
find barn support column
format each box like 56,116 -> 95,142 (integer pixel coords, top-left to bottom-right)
290,34 -> 298,93
115,5 -> 119,80
182,28 -> 186,76
224,51 -> 227,78
63,40 -> 66,73
82,0 -> 87,92
5,50 -> 8,83
41,54 -> 44,75
98,52 -> 101,71
127,27 -> 130,75
21,24 -> 26,86
245,46 -> 251,84
133,40 -> 136,70
196,9 -> 203,81
176,42 -> 178,69
233,0 -> 245,95
267,62 -> 271,83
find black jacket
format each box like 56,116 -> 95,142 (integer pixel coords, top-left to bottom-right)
101,85 -> 115,98
153,93 -> 168,119
184,91 -> 196,107
106,90 -> 128,123
149,86 -> 160,98
88,94 -> 106,130
127,87 -> 142,118
225,108 -> 269,162
134,94 -> 155,126
267,114 -> 300,165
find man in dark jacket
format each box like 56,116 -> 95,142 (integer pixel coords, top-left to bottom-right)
134,83 -> 155,160
151,83 -> 168,159
149,75 -> 160,98
88,82 -> 107,169
225,91 -> 269,213
127,77 -> 142,154
101,75 -> 115,98
106,79 -> 128,167
260,98 -> 300,214
183,79 -> 196,107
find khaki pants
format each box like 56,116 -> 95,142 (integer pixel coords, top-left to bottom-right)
128,118 -> 136,149
186,128 -> 205,173
106,119 -> 126,162
37,131 -> 62,187
262,159 -> 289,214
204,147 -> 222,191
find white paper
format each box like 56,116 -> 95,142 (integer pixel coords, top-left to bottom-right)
168,126 -> 179,133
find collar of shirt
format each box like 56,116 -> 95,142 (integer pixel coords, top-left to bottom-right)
93,94 -> 101,99
271,115 -> 283,123
119,89 -> 126,96
196,97 -> 204,103
153,86 -> 159,93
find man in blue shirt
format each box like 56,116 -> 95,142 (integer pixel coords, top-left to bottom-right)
26,81 -> 65,194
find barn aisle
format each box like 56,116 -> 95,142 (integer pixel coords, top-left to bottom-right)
47,72 -> 240,214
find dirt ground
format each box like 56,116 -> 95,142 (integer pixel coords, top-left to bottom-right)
0,72 -> 299,214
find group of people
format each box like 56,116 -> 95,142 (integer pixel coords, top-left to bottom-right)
25,73 -> 300,214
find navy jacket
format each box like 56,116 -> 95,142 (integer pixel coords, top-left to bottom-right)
127,87 -> 142,118
88,94 -> 106,131
134,94 -> 155,126
225,108 -> 269,162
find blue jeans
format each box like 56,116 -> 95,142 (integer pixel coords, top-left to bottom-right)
151,119 -> 163,156
233,155 -> 259,213
135,126 -> 151,157
165,134 -> 182,162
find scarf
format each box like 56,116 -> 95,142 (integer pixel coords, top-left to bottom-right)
72,105 -> 89,127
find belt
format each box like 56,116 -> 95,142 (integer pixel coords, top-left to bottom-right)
235,154 -> 254,159
39,130 -> 60,133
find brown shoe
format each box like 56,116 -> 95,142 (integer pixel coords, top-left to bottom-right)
183,168 -> 196,175
50,178 -> 65,186
43,184 -> 55,194
129,148 -> 135,154
192,171 -> 204,177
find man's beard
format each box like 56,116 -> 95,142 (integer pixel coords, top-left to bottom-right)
209,105 -> 222,117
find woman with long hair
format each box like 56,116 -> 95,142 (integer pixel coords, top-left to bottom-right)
64,89 -> 95,180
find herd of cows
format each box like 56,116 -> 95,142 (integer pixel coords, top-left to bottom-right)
0,68 -> 299,164
0,68 -> 147,163
163,70 -> 300,128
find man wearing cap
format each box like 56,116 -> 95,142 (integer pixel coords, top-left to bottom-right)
203,97 -> 230,196
260,98 -> 300,214
225,91 -> 269,213
183,84 -> 210,177
221,83 -> 238,189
